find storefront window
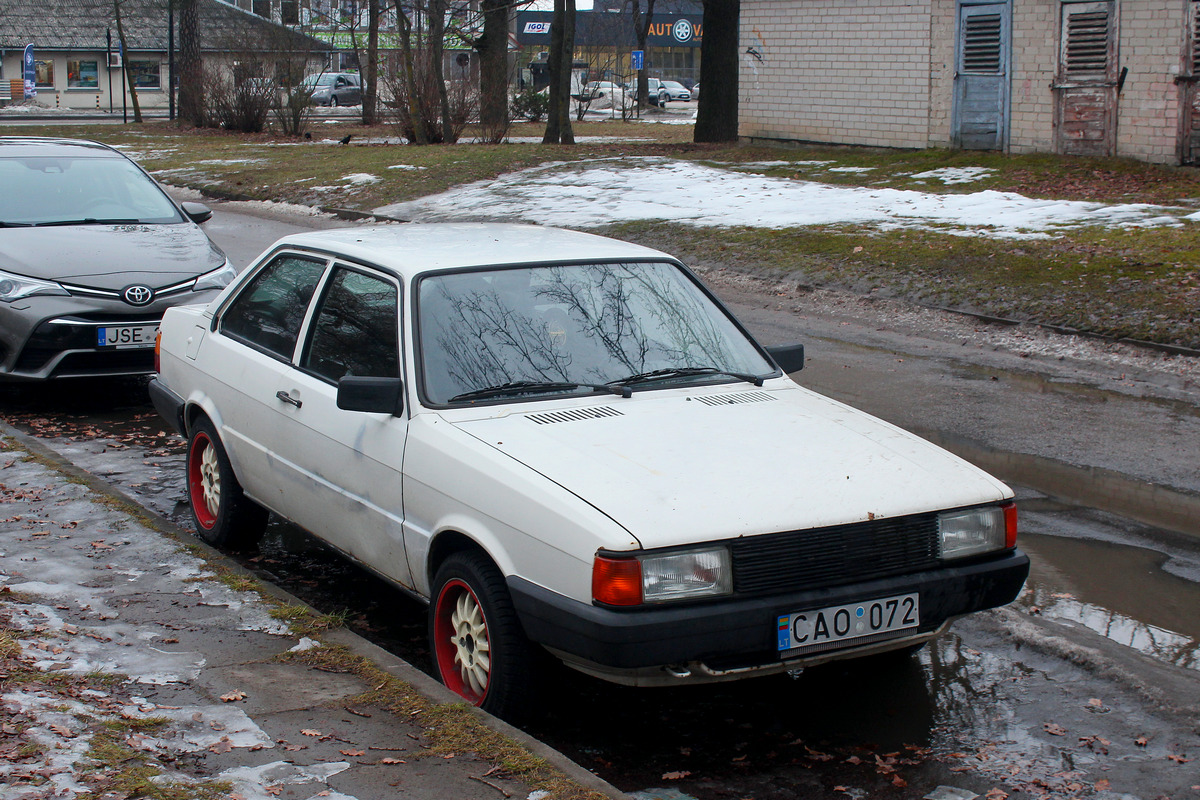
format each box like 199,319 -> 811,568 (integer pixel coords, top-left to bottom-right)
67,60 -> 99,88
128,60 -> 161,88
35,60 -> 54,88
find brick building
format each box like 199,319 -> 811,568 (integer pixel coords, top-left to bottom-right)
740,0 -> 1199,165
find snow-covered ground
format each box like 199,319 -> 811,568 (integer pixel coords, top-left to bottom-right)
375,156 -> 1189,238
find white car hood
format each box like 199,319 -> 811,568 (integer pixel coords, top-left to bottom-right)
449,383 -> 1011,550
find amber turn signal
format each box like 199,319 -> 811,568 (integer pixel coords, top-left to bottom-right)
592,555 -> 642,606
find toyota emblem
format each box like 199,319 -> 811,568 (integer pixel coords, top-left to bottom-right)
122,285 -> 155,306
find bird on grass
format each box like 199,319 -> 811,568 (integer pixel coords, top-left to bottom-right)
339,134 -> 353,145
304,132 -> 312,140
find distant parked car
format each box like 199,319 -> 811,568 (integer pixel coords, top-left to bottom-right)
582,80 -> 632,111
691,82 -> 700,99
151,223 -> 1029,720
0,137 -> 235,381
301,72 -> 362,107
660,80 -> 691,101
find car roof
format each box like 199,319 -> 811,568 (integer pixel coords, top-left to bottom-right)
0,137 -> 124,159
277,223 -> 675,279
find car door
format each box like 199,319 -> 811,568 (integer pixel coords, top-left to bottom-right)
206,252 -> 329,508
266,262 -> 413,588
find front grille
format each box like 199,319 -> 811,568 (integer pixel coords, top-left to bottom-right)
49,349 -> 155,377
731,512 -> 941,596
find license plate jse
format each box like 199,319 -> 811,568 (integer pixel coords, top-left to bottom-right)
97,325 -> 157,349
777,593 -> 919,655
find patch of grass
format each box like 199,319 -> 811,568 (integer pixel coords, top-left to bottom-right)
602,220 -> 1200,349
86,727 -> 233,800
283,643 -> 608,800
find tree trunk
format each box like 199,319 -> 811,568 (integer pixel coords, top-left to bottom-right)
113,0 -> 143,123
363,0 -> 379,125
694,0 -> 739,142
394,0 -> 429,143
429,0 -> 456,142
476,0 -> 509,132
542,0 -> 575,144
178,0 -> 203,126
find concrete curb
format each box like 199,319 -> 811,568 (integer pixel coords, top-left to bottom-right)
0,419 -> 630,800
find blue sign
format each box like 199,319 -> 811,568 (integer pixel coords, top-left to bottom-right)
23,44 -> 36,98
631,50 -> 644,70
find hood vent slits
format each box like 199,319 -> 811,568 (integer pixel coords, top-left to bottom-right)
695,391 -> 776,407
526,406 -> 624,425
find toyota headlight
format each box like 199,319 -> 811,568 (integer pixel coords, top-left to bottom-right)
192,261 -> 238,292
0,268 -> 69,302
939,503 -> 1017,560
593,547 -> 732,605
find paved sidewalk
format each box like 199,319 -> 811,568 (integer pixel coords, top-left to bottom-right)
0,427 -> 624,800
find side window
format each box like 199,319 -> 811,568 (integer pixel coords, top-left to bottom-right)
302,266 -> 399,383
221,255 -> 327,360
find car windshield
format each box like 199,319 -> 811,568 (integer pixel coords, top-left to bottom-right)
0,155 -> 183,226
417,261 -> 775,405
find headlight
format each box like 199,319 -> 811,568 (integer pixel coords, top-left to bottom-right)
939,503 -> 1016,560
192,261 -> 238,292
593,547 -> 732,605
0,269 -> 69,302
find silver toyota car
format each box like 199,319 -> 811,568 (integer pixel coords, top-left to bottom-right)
0,137 -> 236,381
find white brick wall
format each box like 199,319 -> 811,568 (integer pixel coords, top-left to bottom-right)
740,0 -> 936,149
742,0 -> 1192,164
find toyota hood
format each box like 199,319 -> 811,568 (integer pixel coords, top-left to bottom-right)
0,223 -> 226,287
450,384 -> 1012,550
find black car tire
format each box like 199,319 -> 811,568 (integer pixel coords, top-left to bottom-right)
330,96 -> 339,107
186,418 -> 268,549
430,550 -> 537,720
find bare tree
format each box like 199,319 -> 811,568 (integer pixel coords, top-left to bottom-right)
111,0 -> 144,122
694,0 -> 738,142
363,0 -> 381,124
542,0 -> 575,144
628,0 -> 656,109
178,0 -> 204,125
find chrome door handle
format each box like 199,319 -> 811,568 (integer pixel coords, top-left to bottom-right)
276,390 -> 302,409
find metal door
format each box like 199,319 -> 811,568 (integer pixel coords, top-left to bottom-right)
953,2 -> 1010,150
1178,0 -> 1200,164
1053,0 -> 1119,156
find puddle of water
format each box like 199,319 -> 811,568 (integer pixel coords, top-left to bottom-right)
1018,531 -> 1200,670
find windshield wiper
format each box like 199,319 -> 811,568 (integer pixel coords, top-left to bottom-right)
32,218 -> 141,227
0,221 -> 33,227
450,380 -> 632,403
608,366 -> 767,389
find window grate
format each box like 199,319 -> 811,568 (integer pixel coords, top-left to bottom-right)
1064,9 -> 1110,74
963,14 -> 1003,73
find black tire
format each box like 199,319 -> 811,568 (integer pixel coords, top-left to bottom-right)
330,96 -> 339,107
430,550 -> 537,720
658,91 -> 668,106
186,418 -> 268,549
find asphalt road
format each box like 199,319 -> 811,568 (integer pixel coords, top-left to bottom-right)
3,198 -> 1196,799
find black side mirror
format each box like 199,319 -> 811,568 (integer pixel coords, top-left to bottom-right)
181,201 -> 213,224
766,343 -> 805,374
337,376 -> 404,415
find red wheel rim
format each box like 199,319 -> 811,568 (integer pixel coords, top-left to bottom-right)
188,432 -> 218,530
433,578 -> 490,705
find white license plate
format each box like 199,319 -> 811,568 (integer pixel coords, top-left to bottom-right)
97,325 -> 157,349
777,593 -> 919,654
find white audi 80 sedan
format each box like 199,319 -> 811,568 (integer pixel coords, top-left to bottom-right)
150,224 -> 1029,718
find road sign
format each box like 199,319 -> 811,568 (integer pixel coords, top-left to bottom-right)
631,50 -> 644,70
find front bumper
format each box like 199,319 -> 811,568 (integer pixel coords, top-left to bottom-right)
509,549 -> 1029,680
0,293 -> 217,381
